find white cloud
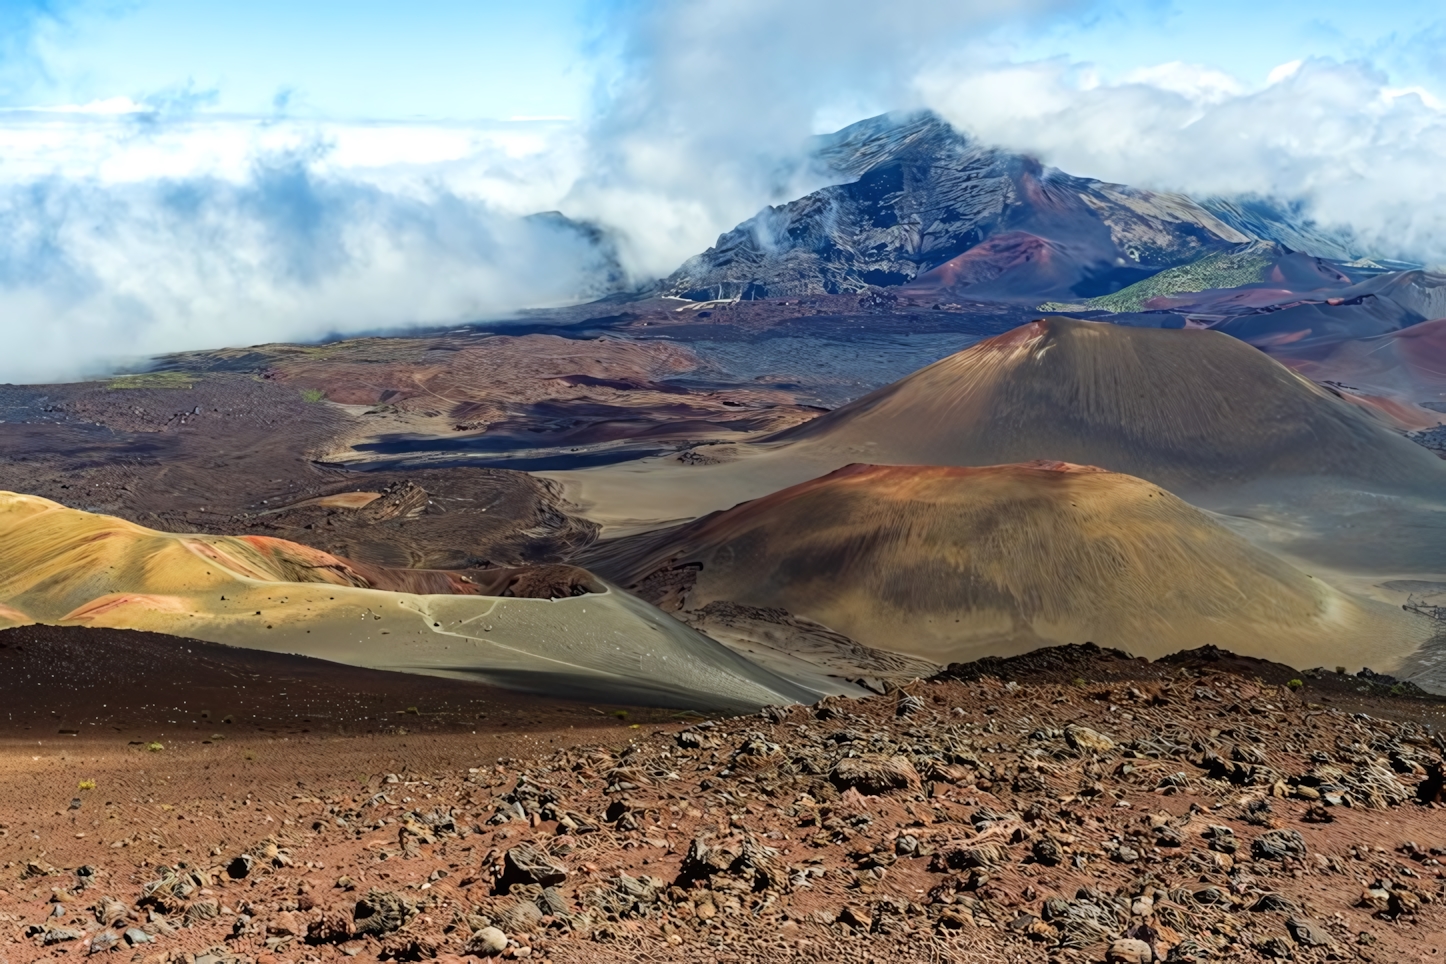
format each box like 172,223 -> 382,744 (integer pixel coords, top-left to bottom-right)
1123,62 -> 1246,102
0,122 -> 613,383
1266,60 -> 1303,85
0,112 -> 580,200
4,95 -> 147,114
0,0 -> 1078,383
3,1 -> 1446,384
562,0 -> 1078,279
921,57 -> 1446,265
1384,85 -> 1445,110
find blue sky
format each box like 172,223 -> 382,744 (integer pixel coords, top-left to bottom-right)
5,0 -> 1443,120
5,0 -> 596,118
1012,0 -> 1445,90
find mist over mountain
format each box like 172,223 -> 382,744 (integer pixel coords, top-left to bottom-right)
0,2 -> 1443,386
657,111 -> 1369,303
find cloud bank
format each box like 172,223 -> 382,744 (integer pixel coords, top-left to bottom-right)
1,0 -> 1446,382
0,116 -> 612,382
921,57 -> 1446,266
563,0 -> 1075,278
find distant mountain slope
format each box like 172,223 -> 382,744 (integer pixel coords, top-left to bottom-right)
1195,269 -> 1446,346
657,111 -> 1370,304
1198,196 -> 1361,263
1274,317 -> 1446,418
1040,241 -> 1285,313
1037,242 -> 1400,319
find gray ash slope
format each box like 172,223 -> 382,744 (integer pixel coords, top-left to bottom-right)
660,111 -> 1341,304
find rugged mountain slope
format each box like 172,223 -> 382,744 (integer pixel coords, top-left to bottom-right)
771,317 -> 1446,496
585,462 -> 1423,669
0,492 -> 814,709
1196,195 -> 1362,261
660,111 -> 1254,303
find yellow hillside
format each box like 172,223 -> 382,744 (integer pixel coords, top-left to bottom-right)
0,492 -> 813,710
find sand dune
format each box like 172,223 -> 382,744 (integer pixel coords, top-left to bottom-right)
0,492 -> 815,710
584,462 -> 1429,671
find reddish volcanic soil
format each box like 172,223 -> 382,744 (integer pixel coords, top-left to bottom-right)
5,635 -> 1446,963
905,233 -> 1061,290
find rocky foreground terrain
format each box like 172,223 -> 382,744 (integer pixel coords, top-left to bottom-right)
5,644 -> 1446,963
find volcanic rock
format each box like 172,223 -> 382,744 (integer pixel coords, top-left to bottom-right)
498,844 -> 568,890
831,755 -> 922,794
352,889 -> 415,936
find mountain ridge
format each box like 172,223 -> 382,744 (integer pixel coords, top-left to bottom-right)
656,111 -> 1361,304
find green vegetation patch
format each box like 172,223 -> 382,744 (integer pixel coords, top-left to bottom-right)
106,371 -> 197,390
1040,242 -> 1278,314
300,388 -> 328,403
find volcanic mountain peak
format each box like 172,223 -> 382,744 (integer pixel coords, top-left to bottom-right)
585,460 -> 1424,670
774,316 -> 1446,495
660,111 -> 1260,303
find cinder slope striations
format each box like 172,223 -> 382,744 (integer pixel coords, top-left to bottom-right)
773,317 -> 1446,496
586,462 -> 1427,671
1280,317 -> 1446,411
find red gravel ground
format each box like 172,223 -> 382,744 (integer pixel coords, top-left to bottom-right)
5,635 -> 1446,963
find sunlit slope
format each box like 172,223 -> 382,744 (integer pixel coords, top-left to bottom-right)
0,493 -> 813,710
774,317 -> 1446,496
587,462 -> 1427,670
0,602 -> 31,629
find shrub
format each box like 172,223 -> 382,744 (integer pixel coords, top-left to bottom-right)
1286,679 -> 1303,691
106,371 -> 195,390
